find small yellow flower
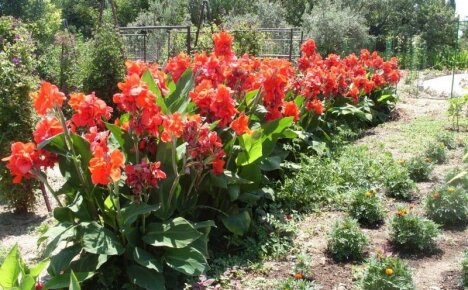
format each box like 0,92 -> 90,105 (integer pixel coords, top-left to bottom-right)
425,158 -> 432,163
447,187 -> 455,193
397,209 -> 408,217
365,191 -> 374,197
432,192 -> 440,199
385,268 -> 394,276
398,159 -> 406,165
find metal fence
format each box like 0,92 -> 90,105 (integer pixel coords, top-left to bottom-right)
120,26 -> 303,63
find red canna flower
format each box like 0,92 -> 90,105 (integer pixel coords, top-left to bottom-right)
230,113 -> 251,135
301,39 -> 316,57
283,101 -> 300,121
306,99 -> 324,115
210,84 -> 238,127
213,31 -> 234,59
125,160 -> 167,195
165,53 -> 191,83
161,112 -> 184,143
2,142 -> 39,183
89,147 -> 125,185
33,117 -> 64,143
69,92 -> 113,128
30,81 -> 66,115
212,156 -> 225,175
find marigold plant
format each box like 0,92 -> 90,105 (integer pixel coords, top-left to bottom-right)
360,254 -> 415,290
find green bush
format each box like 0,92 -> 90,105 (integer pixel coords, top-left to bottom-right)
327,217 -> 369,261
435,132 -> 456,150
425,142 -> 447,164
404,155 -> 434,182
278,277 -> 318,290
390,207 -> 440,252
277,155 -> 344,211
82,24 -> 125,109
462,251 -> 468,289
424,185 -> 468,227
384,165 -> 416,200
37,31 -> 90,95
348,189 -> 385,227
0,16 -> 38,213
360,255 -> 415,290
444,167 -> 468,190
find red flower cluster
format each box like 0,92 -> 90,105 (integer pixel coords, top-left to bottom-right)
190,81 -> 238,127
295,39 -> 401,108
30,81 -> 66,115
125,160 -> 167,195
89,146 -> 125,185
69,92 -> 113,128
33,117 -> 63,143
165,53 -> 191,83
183,116 -> 225,175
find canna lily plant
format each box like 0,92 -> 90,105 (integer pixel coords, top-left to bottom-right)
2,32 -> 401,289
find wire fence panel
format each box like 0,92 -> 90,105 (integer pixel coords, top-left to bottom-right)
120,26 -> 304,63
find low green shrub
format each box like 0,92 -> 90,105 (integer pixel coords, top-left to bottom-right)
390,207 -> 440,252
348,189 -> 385,227
462,251 -> 468,289
0,16 -> 38,213
425,142 -> 447,164
327,217 -> 369,261
444,167 -> 468,190
424,185 -> 468,227
278,277 -> 318,290
277,155 -> 344,211
360,255 -> 415,290
435,132 -> 456,149
384,166 -> 416,200
404,155 -> 434,182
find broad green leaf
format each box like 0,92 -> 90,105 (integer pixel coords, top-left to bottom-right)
105,123 -> 135,160
133,247 -> 163,272
236,133 -> 263,166
48,245 -> 81,276
70,133 -> 92,170
0,245 -> 20,288
221,210 -> 251,236
20,275 -> 35,290
209,173 -> 227,189
143,217 -> 202,248
245,89 -> 259,105
120,203 -> 160,227
262,117 -> 294,157
29,258 -> 49,277
259,155 -> 283,171
167,68 -> 194,113
224,170 -> 254,184
164,246 -> 208,276
69,270 -> 81,290
37,133 -> 67,155
45,272 -> 95,289
227,185 -> 240,201
70,253 -> 108,273
82,222 -> 124,255
176,143 -> 187,160
191,221 -> 215,257
141,70 -> 168,113
43,223 -> 76,256
127,265 -> 166,290
53,207 -> 74,223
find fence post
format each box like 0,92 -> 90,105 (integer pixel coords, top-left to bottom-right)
187,26 -> 192,55
288,28 -> 294,61
167,29 -> 172,60
142,31 -> 147,62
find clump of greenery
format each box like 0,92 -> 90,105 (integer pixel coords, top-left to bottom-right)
348,189 -> 385,227
462,251 -> 468,289
404,156 -> 434,182
425,142 -> 447,164
360,255 -> 415,290
435,132 -> 456,149
390,207 -> 440,252
278,277 -> 318,290
277,155 -> 344,211
0,16 -> 39,213
82,24 -> 125,110
424,185 -> 468,227
327,217 -> 369,261
384,165 -> 416,200
444,167 -> 468,190
293,251 -> 313,279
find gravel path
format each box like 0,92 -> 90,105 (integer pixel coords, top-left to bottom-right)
423,73 -> 468,97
